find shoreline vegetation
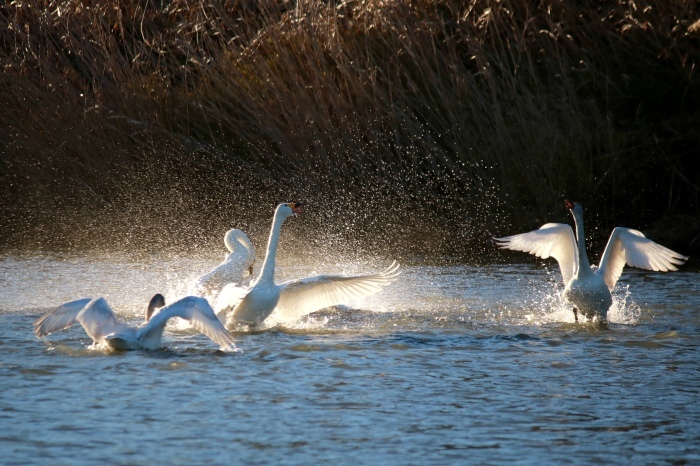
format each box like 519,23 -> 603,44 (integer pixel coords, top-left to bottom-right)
1,1 -> 699,259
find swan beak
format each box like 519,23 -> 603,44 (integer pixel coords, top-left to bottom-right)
291,202 -> 304,214
564,199 -> 575,210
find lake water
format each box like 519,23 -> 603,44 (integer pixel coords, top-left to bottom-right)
1,252 -> 698,465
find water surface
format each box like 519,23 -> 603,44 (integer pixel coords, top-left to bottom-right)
1,253 -> 698,464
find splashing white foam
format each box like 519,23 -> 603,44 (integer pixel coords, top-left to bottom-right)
525,284 -> 641,326
607,285 -> 642,325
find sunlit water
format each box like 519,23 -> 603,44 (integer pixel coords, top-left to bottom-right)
1,252 -> 698,465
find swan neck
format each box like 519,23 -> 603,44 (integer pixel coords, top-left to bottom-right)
259,210 -> 286,283
145,294 -> 164,322
572,209 -> 591,271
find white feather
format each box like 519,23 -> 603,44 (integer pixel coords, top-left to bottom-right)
597,227 -> 689,291
495,223 -> 578,286
275,262 -> 401,323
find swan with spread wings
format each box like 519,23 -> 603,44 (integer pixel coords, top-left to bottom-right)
35,294 -> 235,351
495,200 -> 688,323
215,202 -> 400,327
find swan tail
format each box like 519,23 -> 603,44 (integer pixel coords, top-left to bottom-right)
103,336 -> 130,351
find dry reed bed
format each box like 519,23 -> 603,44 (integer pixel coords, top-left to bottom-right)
1,0 -> 698,254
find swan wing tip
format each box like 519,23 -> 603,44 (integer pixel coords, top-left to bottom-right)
33,324 -> 48,338
383,261 -> 401,277
493,236 -> 521,251
33,297 -> 94,338
218,339 -> 239,352
33,314 -> 50,337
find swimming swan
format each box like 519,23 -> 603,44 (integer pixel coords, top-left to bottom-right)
495,200 -> 688,323
34,294 -> 236,351
215,202 -> 401,326
195,229 -> 256,295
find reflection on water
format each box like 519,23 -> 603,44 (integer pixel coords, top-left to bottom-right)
0,253 -> 698,464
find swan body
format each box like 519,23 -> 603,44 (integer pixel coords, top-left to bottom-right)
195,229 -> 256,295
215,202 -> 401,327
563,268 -> 612,321
34,294 -> 235,351
496,200 -> 688,322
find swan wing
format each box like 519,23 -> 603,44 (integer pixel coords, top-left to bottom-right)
215,283 -> 250,315
143,296 -> 236,350
597,227 -> 689,291
34,298 -> 93,337
196,263 -> 232,292
495,223 -> 578,285
275,262 -> 401,322
75,298 -> 129,343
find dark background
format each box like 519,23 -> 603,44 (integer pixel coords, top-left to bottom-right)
1,1 -> 699,262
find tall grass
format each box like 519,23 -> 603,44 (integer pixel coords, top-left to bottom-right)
1,0 -> 698,256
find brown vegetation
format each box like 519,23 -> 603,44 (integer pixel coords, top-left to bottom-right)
1,0 -> 699,257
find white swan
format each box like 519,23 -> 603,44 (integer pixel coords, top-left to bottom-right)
34,294 -> 235,351
215,202 -> 401,327
195,229 -> 256,295
495,200 -> 688,323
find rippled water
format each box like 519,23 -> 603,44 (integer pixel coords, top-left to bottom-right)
1,252 -> 699,464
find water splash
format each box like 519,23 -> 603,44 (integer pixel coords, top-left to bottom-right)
520,282 -> 641,327
608,285 -> 642,325
1,254 -> 672,338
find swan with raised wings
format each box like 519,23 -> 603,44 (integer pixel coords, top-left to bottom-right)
215,202 -> 401,327
495,200 -> 688,323
195,228 -> 256,296
34,294 -> 236,351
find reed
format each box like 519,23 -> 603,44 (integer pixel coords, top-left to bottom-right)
1,0 -> 698,256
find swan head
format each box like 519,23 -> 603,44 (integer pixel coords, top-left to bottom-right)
276,202 -> 305,219
145,293 -> 166,322
565,199 -> 583,215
